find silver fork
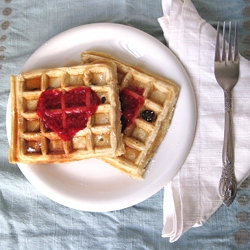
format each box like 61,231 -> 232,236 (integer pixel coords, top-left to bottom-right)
214,21 -> 239,206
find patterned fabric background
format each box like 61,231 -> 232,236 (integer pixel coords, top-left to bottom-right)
0,0 -> 249,249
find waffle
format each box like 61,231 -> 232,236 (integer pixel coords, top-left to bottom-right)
81,51 -> 180,179
9,63 -> 124,164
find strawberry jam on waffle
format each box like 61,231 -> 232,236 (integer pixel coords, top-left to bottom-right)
120,87 -> 144,132
37,87 -> 101,141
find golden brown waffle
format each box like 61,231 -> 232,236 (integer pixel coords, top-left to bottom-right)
9,64 -> 124,164
81,51 -> 180,179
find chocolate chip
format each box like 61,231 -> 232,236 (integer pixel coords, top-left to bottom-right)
101,96 -> 106,103
141,110 -> 156,122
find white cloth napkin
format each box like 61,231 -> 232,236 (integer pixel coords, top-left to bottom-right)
158,0 -> 250,242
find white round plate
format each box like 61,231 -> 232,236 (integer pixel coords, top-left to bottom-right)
6,23 -> 196,212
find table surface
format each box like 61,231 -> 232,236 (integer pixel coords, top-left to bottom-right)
1,0 -> 250,249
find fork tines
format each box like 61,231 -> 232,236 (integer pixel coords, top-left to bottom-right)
215,21 -> 238,64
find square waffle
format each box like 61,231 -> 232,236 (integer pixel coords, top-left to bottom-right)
81,51 -> 180,179
9,64 -> 124,164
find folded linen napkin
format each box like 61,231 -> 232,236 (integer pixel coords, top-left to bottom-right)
158,0 -> 250,242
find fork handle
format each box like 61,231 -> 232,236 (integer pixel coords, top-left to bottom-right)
219,90 -> 237,206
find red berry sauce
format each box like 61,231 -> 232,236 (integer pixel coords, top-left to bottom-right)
119,87 -> 145,132
36,87 -> 101,141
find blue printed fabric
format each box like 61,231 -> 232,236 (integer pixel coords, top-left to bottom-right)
0,0 -> 249,249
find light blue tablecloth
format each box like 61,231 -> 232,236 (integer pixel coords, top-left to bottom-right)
1,0 -> 250,249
